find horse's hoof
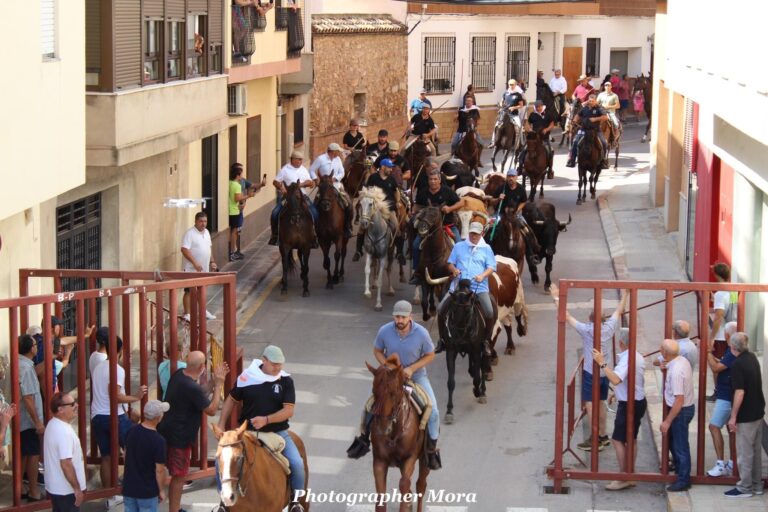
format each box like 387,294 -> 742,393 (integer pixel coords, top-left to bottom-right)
491,356 -> 499,366
444,413 -> 454,425
386,290 -> 395,297
374,304 -> 383,312
302,290 -> 310,298
485,372 -> 494,382
544,285 -> 551,293
364,291 -> 372,299
477,396 -> 487,404
504,347 -> 515,355
332,275 -> 340,284
576,198 -> 582,205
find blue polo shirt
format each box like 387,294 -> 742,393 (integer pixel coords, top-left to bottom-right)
374,321 -> 435,378
447,241 -> 497,294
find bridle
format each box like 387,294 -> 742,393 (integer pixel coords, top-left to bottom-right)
218,439 -> 250,497
360,197 -> 392,246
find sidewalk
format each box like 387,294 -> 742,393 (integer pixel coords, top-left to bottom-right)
597,167 -> 768,511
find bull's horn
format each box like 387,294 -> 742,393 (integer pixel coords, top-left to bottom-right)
443,174 -> 457,181
425,268 -> 452,286
559,214 -> 572,228
534,220 -> 545,225
472,211 -> 489,221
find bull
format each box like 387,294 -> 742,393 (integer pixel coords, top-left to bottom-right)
522,202 -> 571,291
441,159 -> 476,191
454,186 -> 490,240
488,256 -> 528,367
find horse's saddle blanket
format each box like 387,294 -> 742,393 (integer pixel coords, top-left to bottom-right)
244,431 -> 291,475
364,381 -> 433,431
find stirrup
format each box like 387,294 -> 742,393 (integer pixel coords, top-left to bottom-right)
346,436 -> 370,459
435,338 -> 446,354
427,449 -> 442,470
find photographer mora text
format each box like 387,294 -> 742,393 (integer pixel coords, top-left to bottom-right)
293,488 -> 477,506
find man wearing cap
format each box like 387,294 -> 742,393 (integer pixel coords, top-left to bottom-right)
452,96 -> 481,155
408,104 -> 438,155
44,392 -> 86,511
122,400 -> 170,512
519,100 -> 555,178
366,129 -> 390,158
347,300 -> 442,470
353,158 -> 401,262
269,151 -> 318,246
436,222 -> 497,356
409,89 -> 433,117
487,79 -> 526,149
566,93 -> 610,169
597,81 -> 621,136
571,75 -> 595,108
373,141 -> 411,189
549,69 -> 568,116
309,143 -> 353,238
217,346 -> 306,512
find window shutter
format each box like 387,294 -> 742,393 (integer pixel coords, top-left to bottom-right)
208,0 -> 222,46
166,0 -> 186,19
41,0 -> 55,58
683,98 -> 695,172
188,0 -> 208,12
143,0 -> 164,17
85,0 -> 101,70
114,0 -> 141,89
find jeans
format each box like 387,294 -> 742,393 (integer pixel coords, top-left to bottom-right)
412,226 -> 461,269
735,419 -> 764,493
669,404 -> 695,486
124,497 -> 158,512
569,129 -> 608,161
277,429 -> 306,494
270,197 -> 319,224
49,493 -> 79,512
410,374 -> 440,441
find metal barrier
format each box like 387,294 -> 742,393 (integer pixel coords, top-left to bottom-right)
548,279 -> 766,493
1,268 -> 241,511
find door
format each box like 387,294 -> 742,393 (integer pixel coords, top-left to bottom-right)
717,161 -> 734,265
202,134 -> 218,231
562,47 -> 582,97
610,50 -> 629,76
246,115 -> 262,182
280,111 -> 287,167
229,125 -> 237,168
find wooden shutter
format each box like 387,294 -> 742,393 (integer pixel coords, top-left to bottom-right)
114,0 -> 141,89
208,0 -> 222,46
41,0 -> 55,58
143,0 -> 164,17
166,0 -> 186,19
188,0 -> 208,12
85,0 -> 101,70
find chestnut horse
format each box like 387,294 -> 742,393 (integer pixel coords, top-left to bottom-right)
279,182 -> 314,297
317,175 -> 349,289
211,421 -> 309,512
453,117 -> 483,177
366,354 -> 429,512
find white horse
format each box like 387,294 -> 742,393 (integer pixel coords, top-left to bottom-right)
358,187 -> 396,311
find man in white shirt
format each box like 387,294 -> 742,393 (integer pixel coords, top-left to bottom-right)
181,211 -> 217,321
708,262 -> 736,401
309,143 -> 353,238
548,69 -> 568,116
45,392 -> 86,511
593,329 -> 646,491
269,151 -> 321,247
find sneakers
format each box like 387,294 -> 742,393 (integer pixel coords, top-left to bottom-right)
105,495 -> 124,509
724,488 -> 753,498
182,313 -> 191,322
577,436 -> 609,451
183,480 -> 195,490
707,460 -> 732,477
205,310 -> 216,321
666,482 -> 691,492
605,480 -> 635,491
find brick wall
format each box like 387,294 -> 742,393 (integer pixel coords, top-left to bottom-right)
310,32 -> 408,158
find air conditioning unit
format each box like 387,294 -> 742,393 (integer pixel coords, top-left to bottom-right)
227,84 -> 247,116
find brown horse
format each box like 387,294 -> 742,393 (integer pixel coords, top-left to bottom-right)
211,421 -> 309,512
454,117 -> 483,177
576,129 -> 603,204
366,354 -> 429,512
343,149 -> 372,201
600,118 -> 623,170
317,175 -> 349,289
279,182 -> 313,297
481,172 -> 506,213
413,206 -> 453,321
521,132 -> 548,202
633,74 -> 653,142
486,205 -> 526,277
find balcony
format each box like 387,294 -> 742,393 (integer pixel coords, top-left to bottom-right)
231,4 -> 304,74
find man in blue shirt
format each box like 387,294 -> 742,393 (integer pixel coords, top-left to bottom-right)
566,93 -> 609,169
347,300 -> 441,470
435,222 -> 497,355
409,89 -> 433,117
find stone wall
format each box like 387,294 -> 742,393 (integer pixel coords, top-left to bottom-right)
310,32 -> 407,158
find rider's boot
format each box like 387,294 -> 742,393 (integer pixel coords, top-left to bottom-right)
426,437 -> 442,470
546,150 -> 555,179
344,204 -> 354,239
268,217 -> 279,246
435,313 -> 449,354
353,229 -> 364,262
346,422 -> 371,459
288,500 -> 305,512
483,313 -> 495,358
601,151 -> 610,169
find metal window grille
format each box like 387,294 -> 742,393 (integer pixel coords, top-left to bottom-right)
275,0 -> 289,30
506,35 -> 530,87
423,36 -> 455,94
41,0 -> 55,58
471,36 -> 496,92
683,97 -> 695,172
586,38 -> 601,77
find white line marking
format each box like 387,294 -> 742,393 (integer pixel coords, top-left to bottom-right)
291,422 -> 356,442
306,455 -> 347,475
507,508 -> 549,512
288,362 -> 374,381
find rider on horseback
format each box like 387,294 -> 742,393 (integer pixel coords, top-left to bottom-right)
435,222 -> 497,358
566,93 -> 610,169
347,300 -> 442,470
549,69 -> 568,117
517,100 -> 555,178
451,96 -> 481,155
309,143 -> 354,238
487,79 -> 526,149
353,159 -> 401,262
408,104 -> 439,156
373,141 -> 412,189
597,82 -> 621,139
571,74 -> 595,110
269,151 -> 319,246
487,168 -> 542,261
366,129 -> 389,158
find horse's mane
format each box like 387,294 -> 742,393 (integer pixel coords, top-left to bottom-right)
360,187 -> 394,221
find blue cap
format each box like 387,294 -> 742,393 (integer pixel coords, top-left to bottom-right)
506,167 -> 518,177
380,158 -> 395,168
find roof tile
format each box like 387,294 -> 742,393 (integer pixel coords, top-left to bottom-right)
312,14 -> 407,35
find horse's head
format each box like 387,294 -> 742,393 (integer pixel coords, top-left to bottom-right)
413,206 -> 442,237
211,421 -> 249,507
366,354 -> 406,418
317,175 -> 335,212
358,187 -> 381,230
466,116 -> 477,133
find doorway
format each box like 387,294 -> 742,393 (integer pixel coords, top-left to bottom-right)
562,46 -> 582,97
202,134 -> 218,231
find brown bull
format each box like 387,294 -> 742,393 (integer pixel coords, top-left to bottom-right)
455,186 -> 490,239
488,256 -> 528,362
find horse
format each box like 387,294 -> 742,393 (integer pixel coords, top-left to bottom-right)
600,118 -> 623,170
316,175 -> 349,289
485,205 -> 526,277
521,132 -> 549,202
536,83 -> 570,147
412,206 -> 453,321
453,117 -> 483,177
633,74 -> 653,142
489,108 -> 518,173
366,354 -> 429,512
278,182 -> 313,297
403,138 -> 431,197
576,129 -> 603,205
342,149 -> 371,201
211,421 -> 309,512
359,187 -> 396,312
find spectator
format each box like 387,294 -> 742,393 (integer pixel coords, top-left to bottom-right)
0,402 -> 16,463
409,89 -> 433,117
655,320 -> 698,371
615,73 -> 630,121
19,334 -> 44,501
89,327 -> 111,377
706,321 -> 737,477
181,211 -> 218,321
228,163 -> 254,262
30,318 -> 94,388
158,352 -> 228,512
157,341 -> 187,400
593,329 -> 646,491
659,338 -> 695,492
724,332 -> 765,498
44,392 -> 86,512
708,262 -> 736,401
123,400 -> 171,512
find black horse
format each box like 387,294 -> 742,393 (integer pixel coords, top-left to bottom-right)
278,182 -> 314,297
576,129 -> 603,205
536,83 -> 570,147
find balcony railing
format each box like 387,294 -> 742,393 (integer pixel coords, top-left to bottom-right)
286,8 -> 304,59
232,5 -> 304,66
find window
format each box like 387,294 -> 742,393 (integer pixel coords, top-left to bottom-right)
586,38 -> 601,77
471,36 -> 496,92
41,0 -> 56,59
143,20 -> 162,83
293,108 -> 304,144
167,21 -> 183,79
187,14 -> 207,78
423,36 -> 455,94
506,35 -> 530,86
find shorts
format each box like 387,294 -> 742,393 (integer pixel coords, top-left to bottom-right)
581,369 -> 609,402
167,445 -> 192,477
20,428 -> 40,456
712,339 -> 727,359
709,399 -> 732,428
124,496 -> 159,512
49,493 -> 80,512
91,414 -> 134,456
228,214 -> 243,230
612,399 -> 647,442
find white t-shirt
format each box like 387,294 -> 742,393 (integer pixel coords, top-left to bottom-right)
549,76 -> 568,95
663,356 -> 695,408
89,351 -> 107,377
712,290 -> 732,340
181,226 -> 212,273
44,417 -> 86,495
276,163 -> 311,195
309,153 -> 345,182
613,350 -> 645,401
575,315 -> 619,376
90,359 -> 127,417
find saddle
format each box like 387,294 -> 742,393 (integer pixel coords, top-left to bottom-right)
243,431 -> 291,475
363,381 -> 433,432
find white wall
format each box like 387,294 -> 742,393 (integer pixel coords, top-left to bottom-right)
537,32 -> 556,75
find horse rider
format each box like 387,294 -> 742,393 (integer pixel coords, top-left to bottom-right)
435,221 -> 497,357
487,79 -> 526,149
216,345 -> 305,512
487,167 -> 540,259
353,158 -> 401,262
409,170 -> 464,285
269,151 -> 319,247
518,100 -> 555,178
347,300 -> 442,470
535,70 -> 547,99
342,119 -> 366,156
549,69 -> 568,116
566,93 -> 610,169
597,81 -> 621,139
409,88 -> 433,117
571,74 -> 595,112
366,129 -> 390,158
407,104 -> 439,156
309,143 -> 353,238
373,141 -> 412,191
451,96 -> 481,155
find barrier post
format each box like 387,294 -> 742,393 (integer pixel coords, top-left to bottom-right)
552,280 -> 567,492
